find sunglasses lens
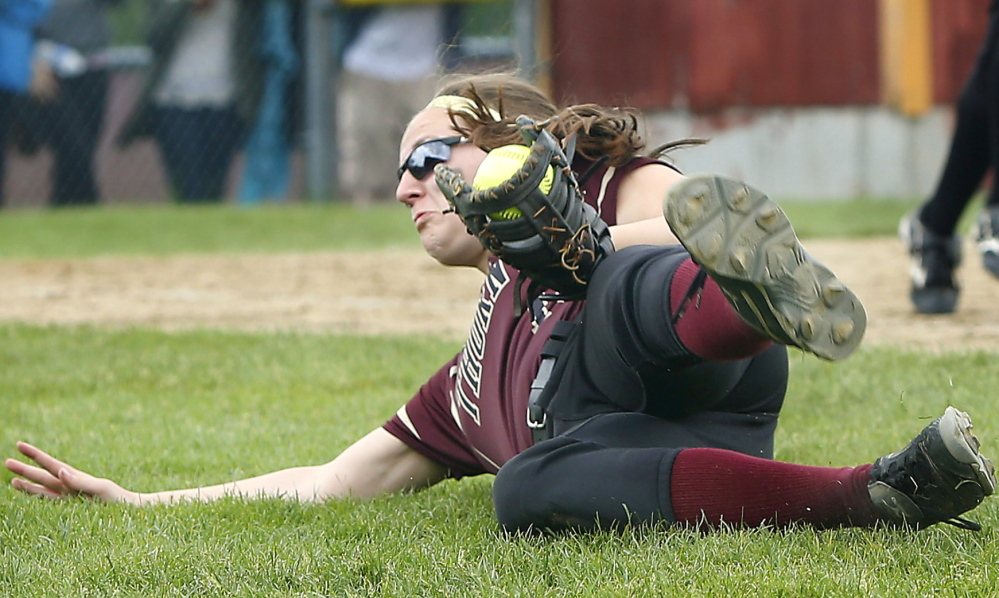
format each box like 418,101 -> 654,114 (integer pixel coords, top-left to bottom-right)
399,138 -> 460,180
406,160 -> 439,181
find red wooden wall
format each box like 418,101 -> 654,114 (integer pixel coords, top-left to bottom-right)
549,0 -> 990,111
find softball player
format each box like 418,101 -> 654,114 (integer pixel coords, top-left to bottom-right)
7,74 -> 994,533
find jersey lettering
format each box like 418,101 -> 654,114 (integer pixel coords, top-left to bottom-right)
452,262 -> 511,426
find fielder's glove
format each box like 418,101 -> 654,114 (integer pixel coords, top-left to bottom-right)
434,117 -> 614,298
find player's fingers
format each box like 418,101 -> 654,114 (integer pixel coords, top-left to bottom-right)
4,458 -> 69,493
11,443 -> 133,503
16,442 -> 75,477
11,477 -> 67,500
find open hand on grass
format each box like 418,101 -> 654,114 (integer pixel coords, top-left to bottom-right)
5,442 -> 137,504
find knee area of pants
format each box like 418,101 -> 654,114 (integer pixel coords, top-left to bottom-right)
493,454 -> 543,532
493,447 -> 578,533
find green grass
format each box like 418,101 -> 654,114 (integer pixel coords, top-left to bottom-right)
780,194 -> 986,240
3,201 -> 998,596
2,323 -> 999,597
0,203 -> 420,259
779,197 -> 915,239
0,197 -> 921,260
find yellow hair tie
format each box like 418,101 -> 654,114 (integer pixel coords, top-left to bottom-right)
426,95 -> 501,121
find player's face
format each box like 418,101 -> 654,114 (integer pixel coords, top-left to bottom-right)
397,108 -> 489,269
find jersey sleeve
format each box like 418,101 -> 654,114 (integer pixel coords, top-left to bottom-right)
382,353 -> 488,479
576,155 -> 676,226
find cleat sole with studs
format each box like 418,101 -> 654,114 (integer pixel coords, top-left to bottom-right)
664,174 -> 867,361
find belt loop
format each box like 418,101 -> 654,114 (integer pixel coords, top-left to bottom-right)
526,319 -> 579,445
527,357 -> 556,444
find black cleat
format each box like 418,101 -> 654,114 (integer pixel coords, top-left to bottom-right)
869,406 -> 996,531
899,211 -> 961,314
664,174 -> 866,361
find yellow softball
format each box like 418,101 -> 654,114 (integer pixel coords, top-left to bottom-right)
473,145 -> 554,220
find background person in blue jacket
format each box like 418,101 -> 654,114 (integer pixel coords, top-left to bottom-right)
0,0 -> 52,207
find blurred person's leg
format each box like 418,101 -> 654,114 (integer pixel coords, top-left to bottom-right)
902,9 -> 999,312
238,0 -> 297,205
987,11 -> 999,210
194,105 -> 242,203
390,74 -> 438,181
919,11 -> 999,235
385,75 -> 438,196
151,105 -> 203,203
48,71 -> 107,207
975,9 -> 999,277
338,71 -> 400,205
152,105 -> 240,204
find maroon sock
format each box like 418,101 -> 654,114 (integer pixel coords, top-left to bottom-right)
669,448 -> 881,529
669,259 -> 772,360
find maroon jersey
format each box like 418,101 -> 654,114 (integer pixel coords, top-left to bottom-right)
382,156 -> 670,477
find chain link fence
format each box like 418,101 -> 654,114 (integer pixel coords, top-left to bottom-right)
2,0 -> 526,209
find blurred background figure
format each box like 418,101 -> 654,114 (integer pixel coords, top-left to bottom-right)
117,0 -> 263,204
899,0 -> 999,315
17,0 -> 123,207
238,0 -> 297,206
5,2 -> 989,212
336,3 -> 463,205
0,0 -> 52,208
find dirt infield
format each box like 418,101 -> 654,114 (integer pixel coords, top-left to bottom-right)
1,238 -> 997,351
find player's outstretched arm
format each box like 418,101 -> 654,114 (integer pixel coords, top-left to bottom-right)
6,428 -> 448,505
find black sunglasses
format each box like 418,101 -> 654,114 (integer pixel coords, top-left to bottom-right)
397,136 -> 466,181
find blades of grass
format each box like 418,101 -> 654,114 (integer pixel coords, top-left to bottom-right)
3,324 -> 999,597
0,203 -> 419,259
